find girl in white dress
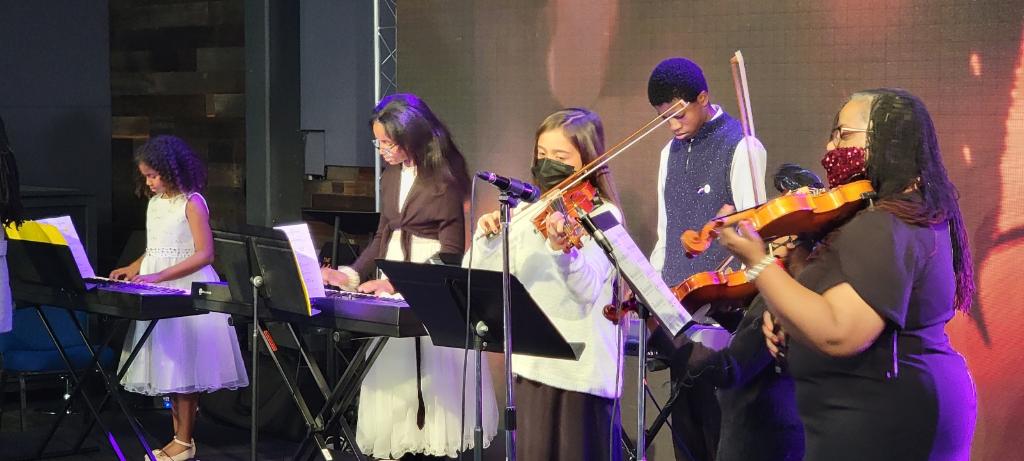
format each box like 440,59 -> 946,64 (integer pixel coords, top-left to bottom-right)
111,135 -> 248,461
322,94 -> 497,460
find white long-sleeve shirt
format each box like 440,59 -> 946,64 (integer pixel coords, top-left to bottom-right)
649,105 -> 767,273
465,201 -> 623,399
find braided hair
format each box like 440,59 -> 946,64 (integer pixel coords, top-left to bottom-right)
0,116 -> 25,227
852,88 -> 975,313
133,135 -> 207,197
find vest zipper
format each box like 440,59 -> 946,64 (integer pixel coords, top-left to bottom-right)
686,139 -> 693,171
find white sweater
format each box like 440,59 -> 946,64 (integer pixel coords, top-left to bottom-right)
465,201 -> 623,399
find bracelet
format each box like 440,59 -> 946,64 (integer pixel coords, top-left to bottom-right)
744,255 -> 777,282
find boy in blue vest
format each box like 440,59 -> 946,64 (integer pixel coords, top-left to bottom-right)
647,57 -> 767,461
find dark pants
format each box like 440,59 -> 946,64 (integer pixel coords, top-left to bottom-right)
668,343 -> 721,461
514,376 -> 622,461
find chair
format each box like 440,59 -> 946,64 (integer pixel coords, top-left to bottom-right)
0,306 -> 115,431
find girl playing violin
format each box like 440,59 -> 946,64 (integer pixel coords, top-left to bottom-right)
470,108 -> 623,460
718,89 -> 976,461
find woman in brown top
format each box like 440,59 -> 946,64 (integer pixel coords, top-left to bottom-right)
322,93 -> 497,460
717,88 -> 976,460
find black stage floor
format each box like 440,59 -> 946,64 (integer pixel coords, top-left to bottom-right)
0,387 -> 505,461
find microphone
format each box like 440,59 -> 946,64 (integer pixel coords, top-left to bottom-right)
475,171 -> 541,203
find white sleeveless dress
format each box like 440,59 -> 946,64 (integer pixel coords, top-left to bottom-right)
356,165 -> 498,459
119,193 -> 249,395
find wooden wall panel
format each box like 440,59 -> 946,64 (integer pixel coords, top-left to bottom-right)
110,0 -> 246,234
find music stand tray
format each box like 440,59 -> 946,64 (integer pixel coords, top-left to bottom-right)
301,209 -> 381,235
302,209 -> 381,267
376,260 -> 583,360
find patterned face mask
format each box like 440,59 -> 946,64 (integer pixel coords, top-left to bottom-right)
821,146 -> 867,187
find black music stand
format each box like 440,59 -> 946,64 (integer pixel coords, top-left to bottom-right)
231,234 -> 389,461
577,210 -> 700,461
216,234 -> 333,461
301,209 -> 380,267
5,238 -> 162,461
377,260 -> 583,461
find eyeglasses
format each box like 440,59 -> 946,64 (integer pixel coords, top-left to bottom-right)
371,139 -> 397,153
829,126 -> 869,144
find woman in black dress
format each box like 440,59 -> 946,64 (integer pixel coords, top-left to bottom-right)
717,88 -> 976,460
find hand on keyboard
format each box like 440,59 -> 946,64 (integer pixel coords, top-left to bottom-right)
86,277 -> 187,295
357,279 -> 395,297
132,273 -> 164,284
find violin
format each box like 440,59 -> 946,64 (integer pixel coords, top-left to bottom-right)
602,251 -> 788,324
670,257 -> 784,313
682,179 -> 875,258
531,181 -> 601,253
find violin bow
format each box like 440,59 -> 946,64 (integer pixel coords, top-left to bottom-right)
730,50 -> 765,206
477,98 -> 688,239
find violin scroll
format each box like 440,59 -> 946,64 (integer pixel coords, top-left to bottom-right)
681,219 -> 726,258
680,180 -> 875,258
602,297 -> 640,325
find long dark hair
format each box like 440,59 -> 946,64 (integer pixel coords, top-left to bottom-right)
0,116 -> 24,227
133,135 -> 207,197
371,93 -> 470,194
533,108 -> 622,209
851,88 -> 974,313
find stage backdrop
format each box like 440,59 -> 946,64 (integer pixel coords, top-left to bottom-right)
398,1 -> 1023,459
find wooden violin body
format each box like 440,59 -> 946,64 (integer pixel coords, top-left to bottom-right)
602,258 -> 784,324
672,267 -> 759,314
682,180 -> 874,257
531,181 -> 601,253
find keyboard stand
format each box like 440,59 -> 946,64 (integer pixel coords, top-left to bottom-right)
290,334 -> 388,461
4,236 -> 195,461
192,280 -> 414,461
253,316 -> 335,460
37,309 -> 162,461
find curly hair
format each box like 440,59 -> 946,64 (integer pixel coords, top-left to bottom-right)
133,135 -> 207,197
0,116 -> 24,227
843,88 -> 975,314
647,57 -> 708,106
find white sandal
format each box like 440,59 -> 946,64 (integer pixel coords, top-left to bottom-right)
148,437 -> 195,461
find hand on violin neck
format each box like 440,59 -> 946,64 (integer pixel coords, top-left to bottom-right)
715,203 -> 736,218
543,211 -> 571,251
715,219 -> 768,267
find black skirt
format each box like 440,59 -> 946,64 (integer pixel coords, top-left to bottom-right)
514,376 -> 622,461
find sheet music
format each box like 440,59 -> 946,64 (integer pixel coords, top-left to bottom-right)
273,223 -> 326,298
37,216 -> 96,279
590,211 -> 693,336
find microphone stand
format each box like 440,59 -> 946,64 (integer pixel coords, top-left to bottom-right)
498,192 -> 518,461
575,212 -> 649,460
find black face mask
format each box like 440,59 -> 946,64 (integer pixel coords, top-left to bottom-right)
531,158 -> 576,192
